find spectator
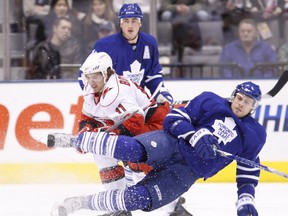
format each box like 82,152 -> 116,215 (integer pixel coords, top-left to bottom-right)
41,0 -> 82,43
98,20 -> 115,39
222,1 -> 283,43
221,0 -> 254,43
159,0 -> 210,22
82,0 -> 117,58
158,0 -> 205,62
70,0 -> 92,20
23,0 -> 50,18
249,0 -> 282,21
27,17 -> 82,79
219,18 -> 278,78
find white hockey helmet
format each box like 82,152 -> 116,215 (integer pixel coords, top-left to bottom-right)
80,51 -> 113,76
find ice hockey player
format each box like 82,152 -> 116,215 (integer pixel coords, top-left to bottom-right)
78,3 -> 173,104
49,81 -> 265,216
73,51 -> 190,216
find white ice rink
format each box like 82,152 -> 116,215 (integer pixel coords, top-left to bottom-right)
0,183 -> 287,216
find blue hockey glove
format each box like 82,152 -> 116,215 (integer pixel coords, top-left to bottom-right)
236,194 -> 258,216
156,90 -> 174,104
189,128 -> 219,160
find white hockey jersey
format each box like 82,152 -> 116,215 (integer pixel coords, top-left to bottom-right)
82,74 -> 151,126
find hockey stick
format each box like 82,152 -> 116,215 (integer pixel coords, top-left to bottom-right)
216,149 -> 288,179
171,71 -> 288,107
262,70 -> 288,98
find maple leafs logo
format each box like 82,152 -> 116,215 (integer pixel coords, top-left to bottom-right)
123,60 -> 144,85
212,117 -> 237,145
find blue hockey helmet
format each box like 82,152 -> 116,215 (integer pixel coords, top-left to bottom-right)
234,81 -> 262,102
118,3 -> 143,20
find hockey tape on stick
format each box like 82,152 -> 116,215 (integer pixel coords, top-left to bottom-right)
262,70 -> 288,98
216,149 -> 288,179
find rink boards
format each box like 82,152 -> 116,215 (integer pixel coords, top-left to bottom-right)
0,80 -> 288,183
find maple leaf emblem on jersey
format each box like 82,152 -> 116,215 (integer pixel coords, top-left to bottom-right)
212,117 -> 237,145
102,87 -> 113,99
123,60 -> 145,85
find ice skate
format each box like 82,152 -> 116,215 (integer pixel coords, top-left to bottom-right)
169,197 -> 193,216
47,133 -> 76,148
98,210 -> 132,216
53,196 -> 88,216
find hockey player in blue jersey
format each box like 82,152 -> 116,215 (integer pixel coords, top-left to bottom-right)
49,81 -> 265,216
78,3 -> 173,104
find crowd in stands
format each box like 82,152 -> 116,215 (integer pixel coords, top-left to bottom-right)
17,0 -> 288,79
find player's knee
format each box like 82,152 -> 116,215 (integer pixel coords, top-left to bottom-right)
124,185 -> 151,211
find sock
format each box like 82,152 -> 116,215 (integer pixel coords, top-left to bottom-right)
88,186 -> 151,212
77,132 -> 117,157
124,166 -> 135,187
77,132 -> 147,162
89,189 -> 127,211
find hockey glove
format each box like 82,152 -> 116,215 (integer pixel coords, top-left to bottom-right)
236,194 -> 258,216
189,128 -> 219,160
156,90 -> 174,104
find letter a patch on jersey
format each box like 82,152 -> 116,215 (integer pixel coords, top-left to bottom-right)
143,46 -> 150,59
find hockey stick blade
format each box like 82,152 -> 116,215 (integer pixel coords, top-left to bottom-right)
217,149 -> 288,178
262,70 -> 288,98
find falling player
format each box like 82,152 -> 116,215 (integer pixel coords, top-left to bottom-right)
49,81 -> 266,216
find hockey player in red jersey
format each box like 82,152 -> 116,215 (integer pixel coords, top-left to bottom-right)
76,51 -> 187,216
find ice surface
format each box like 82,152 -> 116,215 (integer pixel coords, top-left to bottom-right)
0,183 -> 287,216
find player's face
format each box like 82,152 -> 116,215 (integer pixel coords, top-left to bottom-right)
86,73 -> 105,93
120,18 -> 142,43
231,93 -> 255,118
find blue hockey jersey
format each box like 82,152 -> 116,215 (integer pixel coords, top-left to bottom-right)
163,91 -> 267,197
79,32 -> 164,96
